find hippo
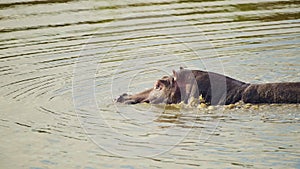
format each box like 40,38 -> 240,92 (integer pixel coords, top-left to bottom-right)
116,67 -> 300,105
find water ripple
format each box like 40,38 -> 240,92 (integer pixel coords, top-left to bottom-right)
0,0 -> 299,168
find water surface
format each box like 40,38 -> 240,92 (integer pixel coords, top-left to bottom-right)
1,0 -> 300,168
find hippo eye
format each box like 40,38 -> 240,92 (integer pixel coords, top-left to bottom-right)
154,80 -> 166,90
154,82 -> 161,90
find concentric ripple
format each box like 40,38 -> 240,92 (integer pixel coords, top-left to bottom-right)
0,0 -> 299,168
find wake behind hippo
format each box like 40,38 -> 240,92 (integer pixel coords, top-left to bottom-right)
116,67 -> 300,105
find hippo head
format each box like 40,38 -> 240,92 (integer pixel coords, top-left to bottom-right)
116,75 -> 181,104
148,75 -> 180,104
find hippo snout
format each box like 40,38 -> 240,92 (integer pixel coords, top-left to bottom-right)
115,93 -> 129,102
115,93 -> 137,104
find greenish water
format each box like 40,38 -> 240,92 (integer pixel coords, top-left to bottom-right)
0,0 -> 299,168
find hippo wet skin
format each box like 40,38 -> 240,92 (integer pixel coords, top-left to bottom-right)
116,68 -> 300,105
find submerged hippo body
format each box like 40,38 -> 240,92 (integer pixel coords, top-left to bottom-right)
116,68 -> 300,105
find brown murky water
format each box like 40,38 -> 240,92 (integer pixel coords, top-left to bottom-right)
1,0 -> 300,168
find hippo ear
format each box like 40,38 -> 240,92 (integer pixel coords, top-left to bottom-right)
172,70 -> 177,81
171,77 -> 175,87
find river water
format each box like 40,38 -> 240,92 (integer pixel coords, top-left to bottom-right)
1,0 -> 300,168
